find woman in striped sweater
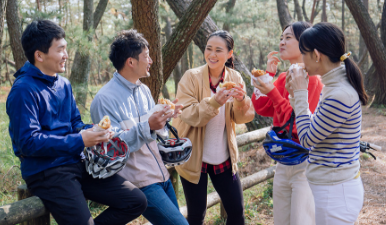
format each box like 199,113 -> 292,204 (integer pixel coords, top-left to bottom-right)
287,22 -> 368,224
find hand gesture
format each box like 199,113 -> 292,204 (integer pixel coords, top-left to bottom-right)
171,98 -> 183,118
253,78 -> 275,95
81,129 -> 110,147
149,106 -> 173,130
231,83 -> 246,102
266,51 -> 280,74
215,88 -> 232,105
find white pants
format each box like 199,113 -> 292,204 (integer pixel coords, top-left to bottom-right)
273,161 -> 316,225
309,177 -> 364,225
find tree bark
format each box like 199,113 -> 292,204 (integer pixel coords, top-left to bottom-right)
294,0 -> 303,21
162,0 -> 218,84
302,0 -> 310,22
276,0 -> 293,30
69,0 -> 93,112
167,0 -> 273,130
6,0 -> 27,70
93,0 -> 109,29
342,0 -> 345,31
345,0 -> 386,104
222,0 -> 236,31
358,0 -> 368,73
132,0 -> 163,101
0,0 -> 7,70
321,0 -> 327,22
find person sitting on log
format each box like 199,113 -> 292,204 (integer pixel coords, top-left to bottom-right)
6,19 -> 147,225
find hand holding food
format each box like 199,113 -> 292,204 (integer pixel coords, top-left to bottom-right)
250,68 -> 273,86
215,87 -> 232,105
98,115 -> 111,130
230,83 -> 246,102
219,81 -> 237,90
288,66 -> 308,91
251,69 -> 265,78
159,98 -> 175,110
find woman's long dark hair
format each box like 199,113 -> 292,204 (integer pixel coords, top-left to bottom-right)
206,30 -> 234,69
284,21 -> 312,42
299,22 -> 368,105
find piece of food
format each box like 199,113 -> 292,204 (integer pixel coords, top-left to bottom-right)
219,81 -> 237,90
251,69 -> 266,77
98,115 -> 111,130
159,98 -> 175,110
296,63 -> 305,69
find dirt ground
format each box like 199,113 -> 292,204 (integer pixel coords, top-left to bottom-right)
237,105 -> 386,225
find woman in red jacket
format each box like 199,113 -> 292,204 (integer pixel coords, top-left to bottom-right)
252,21 -> 323,225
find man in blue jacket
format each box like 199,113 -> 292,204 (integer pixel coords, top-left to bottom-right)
6,19 -> 147,225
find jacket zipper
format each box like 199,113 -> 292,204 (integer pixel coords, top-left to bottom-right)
133,87 -> 166,182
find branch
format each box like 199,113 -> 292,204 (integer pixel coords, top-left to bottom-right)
162,0 -> 218,83
93,0 -> 109,29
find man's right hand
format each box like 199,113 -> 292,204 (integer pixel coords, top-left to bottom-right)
149,106 -> 173,130
81,129 -> 110,147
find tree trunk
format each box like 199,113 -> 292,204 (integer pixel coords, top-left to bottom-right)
276,0 -> 293,30
36,0 -> 41,11
132,0 -> 163,102
6,0 -> 27,70
69,0 -> 93,112
167,0 -> 273,130
162,0 -> 218,84
69,0 -> 108,111
222,0 -> 236,31
342,0 -> 345,31
358,0 -> 368,73
302,0 -> 310,22
0,0 -> 7,71
294,0 -> 303,21
321,0 -> 327,22
345,0 -> 386,104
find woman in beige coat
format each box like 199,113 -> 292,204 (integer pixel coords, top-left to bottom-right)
172,30 -> 255,225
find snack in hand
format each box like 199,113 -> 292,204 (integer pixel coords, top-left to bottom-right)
251,69 -> 266,77
219,81 -> 237,90
98,115 -> 111,130
159,98 -> 175,110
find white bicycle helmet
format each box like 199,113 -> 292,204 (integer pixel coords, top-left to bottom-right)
157,123 -> 192,167
84,134 -> 130,179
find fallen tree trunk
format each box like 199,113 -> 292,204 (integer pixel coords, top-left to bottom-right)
236,126 -> 270,147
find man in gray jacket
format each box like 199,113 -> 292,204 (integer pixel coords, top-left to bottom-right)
90,30 -> 188,225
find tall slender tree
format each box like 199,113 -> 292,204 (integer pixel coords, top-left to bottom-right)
345,0 -> 386,104
0,0 -> 7,67
6,0 -> 26,70
69,0 -> 109,111
276,0 -> 293,29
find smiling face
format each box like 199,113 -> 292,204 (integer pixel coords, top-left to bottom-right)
133,46 -> 153,79
204,36 -> 233,73
279,26 -> 302,62
36,38 -> 68,76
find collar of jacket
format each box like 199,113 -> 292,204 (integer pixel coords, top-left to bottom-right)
14,61 -> 58,86
321,65 -> 347,86
203,64 -> 231,96
113,71 -> 142,90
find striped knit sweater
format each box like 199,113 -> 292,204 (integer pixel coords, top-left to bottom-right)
290,65 -> 361,185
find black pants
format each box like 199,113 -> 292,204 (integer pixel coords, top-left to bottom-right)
180,165 -> 245,225
25,161 -> 147,225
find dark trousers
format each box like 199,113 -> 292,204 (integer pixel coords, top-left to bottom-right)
25,162 -> 147,225
180,165 -> 245,225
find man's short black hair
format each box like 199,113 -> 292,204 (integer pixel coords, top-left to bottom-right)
21,19 -> 66,65
109,30 -> 149,71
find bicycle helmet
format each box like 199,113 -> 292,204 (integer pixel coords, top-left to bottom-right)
157,122 -> 192,167
263,130 -> 309,165
84,134 -> 130,179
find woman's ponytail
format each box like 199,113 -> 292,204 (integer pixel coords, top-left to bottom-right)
344,58 -> 368,105
225,55 -> 235,69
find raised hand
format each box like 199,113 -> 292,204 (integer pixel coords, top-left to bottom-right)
215,88 -> 232,105
148,106 -> 173,130
81,129 -> 110,147
266,51 -> 280,74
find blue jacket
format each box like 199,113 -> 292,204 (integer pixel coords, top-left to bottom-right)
7,62 -> 89,179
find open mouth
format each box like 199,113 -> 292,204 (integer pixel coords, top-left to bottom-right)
208,58 -> 218,64
60,62 -> 66,68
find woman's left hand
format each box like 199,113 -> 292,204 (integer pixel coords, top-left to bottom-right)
288,67 -> 308,91
231,83 -> 246,102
